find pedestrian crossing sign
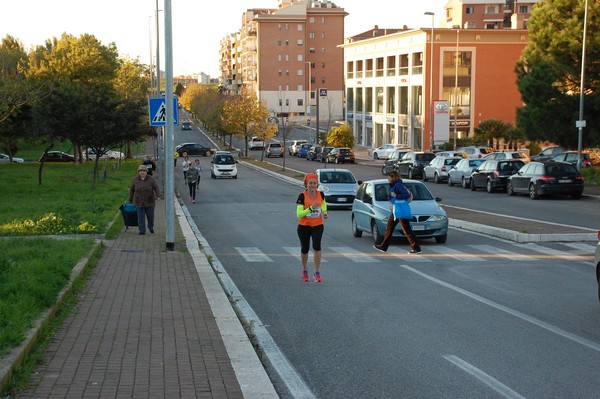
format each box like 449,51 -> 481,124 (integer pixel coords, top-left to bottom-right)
148,97 -> 179,126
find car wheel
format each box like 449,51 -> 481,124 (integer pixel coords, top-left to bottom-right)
571,192 -> 582,199
447,176 -> 453,186
211,173 -> 216,179
507,181 -> 516,196
529,183 -> 539,199
408,168 -> 414,179
470,178 -> 476,191
233,174 -> 238,179
486,179 -> 495,193
371,220 -> 384,245
335,158 -> 340,164
352,215 -> 363,238
373,153 -> 379,160
422,171 -> 428,182
381,166 -> 387,175
435,235 -> 447,244
462,177 -> 468,189
434,173 -> 441,184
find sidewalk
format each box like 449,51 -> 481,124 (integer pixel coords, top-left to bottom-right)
11,199 -> 278,398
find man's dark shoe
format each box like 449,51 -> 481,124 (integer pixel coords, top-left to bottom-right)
373,245 -> 386,253
149,227 -> 154,234
139,232 -> 145,235
408,248 -> 422,254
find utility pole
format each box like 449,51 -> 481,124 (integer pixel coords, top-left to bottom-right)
164,0 -> 175,251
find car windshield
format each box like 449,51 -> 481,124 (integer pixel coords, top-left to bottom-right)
417,153 -> 436,162
373,182 -> 434,201
215,155 -> 234,165
270,144 -> 281,148
319,171 -> 356,184
546,163 -> 578,174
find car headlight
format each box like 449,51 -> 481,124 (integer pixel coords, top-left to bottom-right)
427,213 -> 447,222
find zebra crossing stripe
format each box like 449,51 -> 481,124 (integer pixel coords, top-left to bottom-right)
282,247 -> 328,263
425,246 -> 486,262
234,247 -> 273,262
470,245 -> 537,261
514,243 -> 588,261
562,243 -> 596,256
329,247 -> 380,263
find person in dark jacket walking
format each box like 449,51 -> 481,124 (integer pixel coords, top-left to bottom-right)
142,155 -> 157,176
128,165 -> 161,235
186,161 -> 200,203
373,170 -> 421,254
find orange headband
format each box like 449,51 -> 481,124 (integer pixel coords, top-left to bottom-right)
304,173 -> 318,187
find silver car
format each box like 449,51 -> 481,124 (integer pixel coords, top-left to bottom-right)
351,179 -> 448,244
315,168 -> 359,209
422,156 -> 461,184
447,158 -> 485,188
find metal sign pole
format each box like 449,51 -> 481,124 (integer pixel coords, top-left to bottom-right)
164,0 -> 175,251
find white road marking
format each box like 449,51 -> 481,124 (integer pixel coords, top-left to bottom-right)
443,355 -> 526,399
234,247 -> 273,262
514,243 -> 587,261
470,244 -> 537,261
283,247 -> 328,263
425,246 -> 486,262
330,246 -> 380,263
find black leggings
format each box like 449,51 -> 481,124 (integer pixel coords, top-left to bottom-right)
297,224 -> 324,253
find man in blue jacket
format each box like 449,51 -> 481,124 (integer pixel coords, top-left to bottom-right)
373,170 -> 422,254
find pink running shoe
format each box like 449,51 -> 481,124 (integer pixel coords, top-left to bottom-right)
314,272 -> 322,283
302,270 -> 309,282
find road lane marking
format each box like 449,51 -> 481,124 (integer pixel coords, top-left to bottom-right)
562,242 -> 596,255
470,245 -> 537,261
330,246 -> 380,263
425,246 -> 486,262
234,247 -> 273,262
514,243 -> 587,261
401,265 -> 600,353
443,355 -> 526,399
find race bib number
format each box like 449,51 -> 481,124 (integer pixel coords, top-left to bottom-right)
306,207 -> 322,219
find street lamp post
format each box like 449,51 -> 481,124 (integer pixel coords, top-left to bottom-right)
305,61 -> 312,136
453,27 -> 460,151
425,11 -> 435,151
577,0 -> 589,171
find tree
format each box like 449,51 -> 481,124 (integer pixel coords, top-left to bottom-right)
515,0 -> 600,148
474,119 -> 508,149
326,123 -> 354,148
221,89 -> 269,157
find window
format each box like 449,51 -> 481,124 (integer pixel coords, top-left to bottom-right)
347,61 -> 354,79
321,62 -> 325,68
285,40 -> 289,46
298,69 -> 303,76
309,48 -> 315,54
278,39 -> 282,45
279,99 -> 282,106
321,77 -> 325,84
347,88 -> 354,111
465,6 -> 474,14
298,84 -> 303,91
286,69 -> 289,76
309,17 -> 314,24
298,99 -> 303,106
412,86 -> 422,115
278,24 -> 282,30
310,76 -> 315,84
286,99 -> 289,105
309,32 -> 315,39
519,5 -> 528,13
278,69 -> 282,76
285,24 -> 289,30
321,32 -> 326,39
297,24 -> 303,31
356,88 -> 363,112
387,87 -> 395,113
298,54 -> 304,61
286,85 -> 290,92
486,5 -> 498,13
297,39 -> 303,45
366,87 -> 373,112
278,54 -> 282,61
376,87 -> 384,113
399,86 -> 408,114
321,17 -> 325,24
285,54 -> 289,61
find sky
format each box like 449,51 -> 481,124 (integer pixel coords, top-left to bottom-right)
1,0 -> 446,77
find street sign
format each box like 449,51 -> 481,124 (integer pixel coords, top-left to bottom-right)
319,88 -> 328,97
148,97 -> 179,126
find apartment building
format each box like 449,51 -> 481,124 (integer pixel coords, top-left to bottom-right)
219,0 -> 347,124
342,28 -> 529,150
445,0 -> 542,30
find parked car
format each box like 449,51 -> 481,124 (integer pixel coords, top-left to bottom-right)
381,149 -> 413,175
594,230 -> 600,300
422,157 -> 461,184
483,151 -> 530,163
248,137 -> 264,150
458,146 -> 493,159
265,142 -> 284,158
506,161 -> 584,199
530,146 -> 565,162
447,158 -> 484,188
297,143 -> 311,158
315,168 -> 360,209
551,151 -> 599,168
175,143 -> 214,157
39,151 -> 75,163
435,151 -> 467,159
316,146 -> 334,163
86,148 -> 124,160
396,151 -> 437,179
326,147 -> 356,164
181,121 -> 192,130
372,144 -> 407,160
210,151 -> 238,179
470,159 -> 525,193
351,179 -> 448,244
306,145 -> 322,161
288,139 -> 308,155
0,153 -> 24,163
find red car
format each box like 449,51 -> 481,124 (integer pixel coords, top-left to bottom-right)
39,151 -> 75,162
